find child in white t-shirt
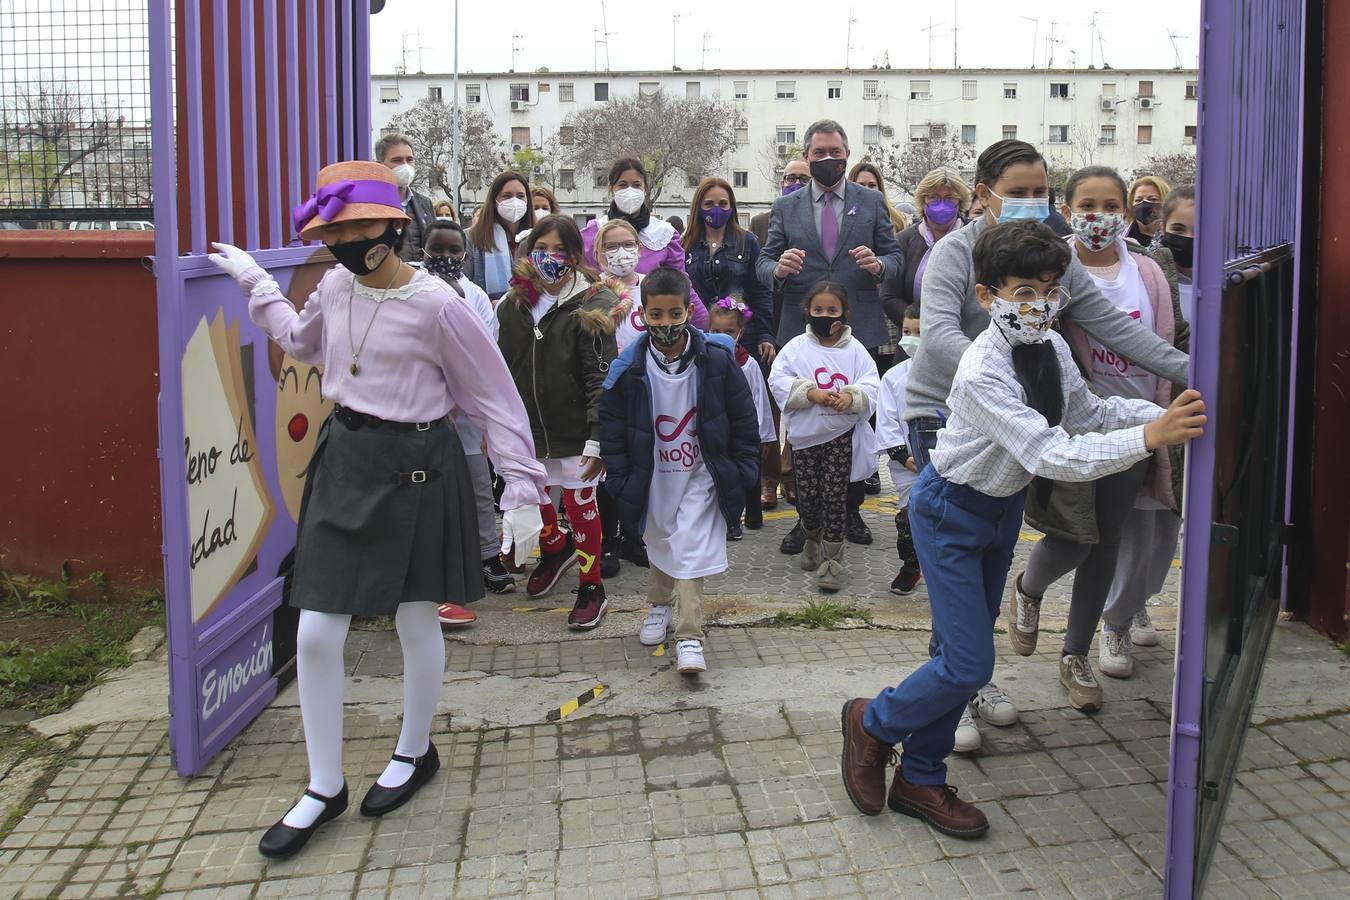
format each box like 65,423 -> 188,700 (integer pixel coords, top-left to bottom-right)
707,297 -> 776,537
876,303 -> 923,596
769,282 -> 880,594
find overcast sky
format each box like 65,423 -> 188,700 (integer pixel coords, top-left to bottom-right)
370,0 -> 1203,75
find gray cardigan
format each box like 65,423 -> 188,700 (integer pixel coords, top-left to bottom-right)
903,216 -> 1190,423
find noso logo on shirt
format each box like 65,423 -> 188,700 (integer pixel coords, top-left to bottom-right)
656,408 -> 700,470
814,367 -> 850,391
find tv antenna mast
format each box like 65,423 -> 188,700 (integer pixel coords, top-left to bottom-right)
596,1 -> 613,71
702,33 -> 717,70
1167,30 -> 1188,69
1019,17 -> 1039,68
845,7 -> 859,69
671,11 -> 690,70
510,34 -> 524,72
919,18 -> 946,69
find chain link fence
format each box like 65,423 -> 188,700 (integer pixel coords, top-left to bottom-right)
0,0 -> 152,228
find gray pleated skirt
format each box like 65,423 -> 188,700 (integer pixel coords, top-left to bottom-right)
290,413 -> 482,616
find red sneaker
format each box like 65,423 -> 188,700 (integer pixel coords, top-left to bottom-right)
437,603 -> 477,627
567,584 -> 609,630
527,538 -> 578,598
890,566 -> 922,596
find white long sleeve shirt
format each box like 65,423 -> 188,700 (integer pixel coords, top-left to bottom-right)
933,327 -> 1161,498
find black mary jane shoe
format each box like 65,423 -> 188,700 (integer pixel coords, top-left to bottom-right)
258,781 -> 349,859
360,743 -> 441,817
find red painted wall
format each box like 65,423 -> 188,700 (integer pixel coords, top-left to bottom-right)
0,232 -> 163,584
1307,1 -> 1350,639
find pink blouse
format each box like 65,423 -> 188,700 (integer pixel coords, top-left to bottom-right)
244,265 -> 548,511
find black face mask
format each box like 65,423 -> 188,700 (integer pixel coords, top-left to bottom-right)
1161,232 -> 1194,268
1132,200 -> 1159,227
809,157 -> 847,188
424,253 -> 465,281
327,221 -> 401,275
808,314 -> 844,338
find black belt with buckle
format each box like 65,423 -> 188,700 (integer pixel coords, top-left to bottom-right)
394,469 -> 442,486
333,404 -> 445,433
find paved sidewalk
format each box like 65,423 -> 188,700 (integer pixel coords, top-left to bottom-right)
2,500 -> 1347,898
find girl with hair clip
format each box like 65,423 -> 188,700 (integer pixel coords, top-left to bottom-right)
707,297 -> 778,536
497,214 -> 621,629
207,161 -> 546,859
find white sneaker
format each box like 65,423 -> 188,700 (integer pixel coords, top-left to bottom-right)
1130,609 -> 1161,647
1099,625 -> 1135,679
972,682 -> 1019,726
953,706 -> 981,753
639,605 -> 672,646
675,640 -> 707,674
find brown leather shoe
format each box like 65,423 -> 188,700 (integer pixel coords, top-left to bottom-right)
839,698 -> 895,816
887,771 -> 989,838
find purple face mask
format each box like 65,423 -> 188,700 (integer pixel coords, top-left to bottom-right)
701,205 -> 734,229
925,198 -> 959,226
782,181 -> 806,197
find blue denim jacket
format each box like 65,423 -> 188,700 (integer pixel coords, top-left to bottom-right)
685,230 -> 775,349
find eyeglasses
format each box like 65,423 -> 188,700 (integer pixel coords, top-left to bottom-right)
602,241 -> 639,252
782,175 -> 811,185
994,286 -> 1071,313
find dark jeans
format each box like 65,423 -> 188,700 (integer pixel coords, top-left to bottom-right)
906,417 -> 945,472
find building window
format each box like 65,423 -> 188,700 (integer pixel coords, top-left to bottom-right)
1050,82 -> 1070,99
776,81 -> 796,100
910,79 -> 931,100
734,126 -> 749,145
962,80 -> 977,100
538,83 -> 551,94
1101,82 -> 1117,97
827,81 -> 842,100
961,124 -> 976,144
559,82 -> 574,102
863,79 -> 878,100
466,83 -> 481,103
595,82 -> 609,101
1138,80 -> 1154,98
593,168 -> 607,188
1048,125 -> 1069,143
733,170 -> 749,188
686,81 -> 700,100
1003,82 -> 1018,99
775,126 -> 796,146
379,85 -> 399,103
734,81 -> 749,100
511,127 -> 531,147
639,81 -> 660,97
686,173 -> 700,188
510,83 -> 529,102
1100,124 -> 1116,144
1002,124 -> 1017,140
559,169 -> 575,190
863,124 -> 880,144
1184,125 -> 1197,145
1138,124 -> 1153,144
465,170 -> 483,190
559,126 -> 575,145
909,125 -> 929,143
1185,80 -> 1198,100
428,85 -> 442,102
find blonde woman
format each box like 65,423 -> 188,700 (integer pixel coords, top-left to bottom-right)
885,167 -> 973,333
1126,174 -> 1171,247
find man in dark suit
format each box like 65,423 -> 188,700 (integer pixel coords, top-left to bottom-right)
375,132 -> 436,261
757,120 -> 903,548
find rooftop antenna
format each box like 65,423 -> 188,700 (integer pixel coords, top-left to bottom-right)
672,11 -> 689,70
397,32 -> 410,76
845,7 -> 859,69
1167,30 -> 1188,69
952,0 -> 959,68
1045,20 -> 1065,68
599,1 -> 613,71
1019,17 -> 1039,68
920,19 -> 945,69
510,34 -> 523,72
702,33 -> 717,70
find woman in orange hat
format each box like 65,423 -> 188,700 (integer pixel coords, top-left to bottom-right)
208,160 -> 548,859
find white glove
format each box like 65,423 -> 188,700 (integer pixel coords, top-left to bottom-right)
207,242 -> 262,284
500,504 -> 543,567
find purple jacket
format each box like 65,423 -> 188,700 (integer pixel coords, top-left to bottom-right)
582,216 -> 709,328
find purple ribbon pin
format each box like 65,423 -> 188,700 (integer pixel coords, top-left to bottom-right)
292,179 -> 403,233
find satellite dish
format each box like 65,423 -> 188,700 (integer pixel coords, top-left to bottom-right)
371,0 -> 386,13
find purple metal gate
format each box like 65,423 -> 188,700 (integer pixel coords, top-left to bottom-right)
1165,0 -> 1307,894
149,0 -> 372,776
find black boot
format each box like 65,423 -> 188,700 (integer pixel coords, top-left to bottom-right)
779,520 -> 806,554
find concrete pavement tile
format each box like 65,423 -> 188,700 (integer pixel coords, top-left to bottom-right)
0,846 -> 83,897
713,707 -> 792,742
758,873 -> 867,898
783,703 -> 839,736
474,757 -> 561,807
652,832 -> 757,894
1222,781 -> 1281,823
255,871 -> 358,896
364,809 -> 466,870
1263,718 -> 1350,764
966,750 -> 1077,798
355,861 -> 460,899
260,814 -> 374,879
1090,699 -> 1171,743
1118,736 -> 1171,782
1051,742 -> 1154,789
480,726 -> 558,767
648,784 -> 742,839
1219,817 -> 1341,878
2,797 -> 115,850
832,811 -> 944,870
43,754 -> 149,804
947,846 -> 1072,898
558,715 -> 639,757
1238,727 -> 1296,771
928,800 -> 1032,858
1002,792 -> 1113,846
453,852 -> 527,899
97,785 -> 209,847
722,737 -> 812,780
560,793 -> 653,848
1237,764 -> 1350,818
972,721 -> 1040,755
642,748 -> 729,789
217,739 -> 310,785
1079,782 -> 1167,835
857,861 -> 971,899
1308,758 -> 1350,795
1038,839 -> 1162,898
796,730 -> 842,780
743,821 -> 852,884
1020,707 -> 1112,749
558,754 -> 645,801
734,774 -> 833,828
636,709 -> 717,751
161,829 -> 266,891
159,885 -> 257,900
72,721 -> 166,759
1259,868 -> 1350,897
62,838 -> 178,898
557,841 -> 658,898
1286,806 -> 1350,866
465,803 -> 561,857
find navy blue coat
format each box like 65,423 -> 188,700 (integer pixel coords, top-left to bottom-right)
600,330 -> 761,537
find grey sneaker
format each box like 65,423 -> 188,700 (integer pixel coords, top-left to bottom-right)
1008,572 -> 1041,656
972,682 -> 1019,726
1099,625 -> 1134,678
1059,654 -> 1104,712
1130,609 -> 1161,647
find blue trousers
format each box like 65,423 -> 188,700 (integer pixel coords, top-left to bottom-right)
863,466 -> 1026,785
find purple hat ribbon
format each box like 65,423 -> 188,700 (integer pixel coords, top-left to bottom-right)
292,179 -> 403,233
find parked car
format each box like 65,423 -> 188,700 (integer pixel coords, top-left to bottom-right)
67,221 -> 155,231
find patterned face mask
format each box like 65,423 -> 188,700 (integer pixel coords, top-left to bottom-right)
1069,211 -> 1129,252
988,287 -> 1069,346
423,252 -> 465,280
529,249 -> 572,284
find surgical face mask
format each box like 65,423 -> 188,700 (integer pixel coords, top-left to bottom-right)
496,196 -> 528,224
989,189 -> 1050,224
647,320 -> 688,347
604,245 -> 639,277
391,163 -> 415,189
327,221 -> 401,275
898,334 -> 921,358
1069,211 -> 1129,252
529,249 -> 572,284
613,186 -> 645,215
988,289 -> 1067,345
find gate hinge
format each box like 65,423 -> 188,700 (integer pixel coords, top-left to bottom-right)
1211,522 -> 1240,547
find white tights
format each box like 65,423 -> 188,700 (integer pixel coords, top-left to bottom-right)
281,602 -> 445,828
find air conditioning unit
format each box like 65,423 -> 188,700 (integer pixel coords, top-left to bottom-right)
510,100 -> 524,111
776,144 -> 793,157
1138,97 -> 1155,109
879,126 -> 895,138
511,143 -> 524,151
910,91 -> 931,101
1100,98 -> 1116,111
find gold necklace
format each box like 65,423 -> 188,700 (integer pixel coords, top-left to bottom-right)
348,262 -> 405,376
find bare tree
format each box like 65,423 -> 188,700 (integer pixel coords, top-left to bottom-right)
1133,152 -> 1196,187
2,80 -> 121,208
1069,122 -> 1098,169
384,97 -> 507,201
562,89 -> 740,203
754,136 -> 801,187
873,128 -> 972,195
